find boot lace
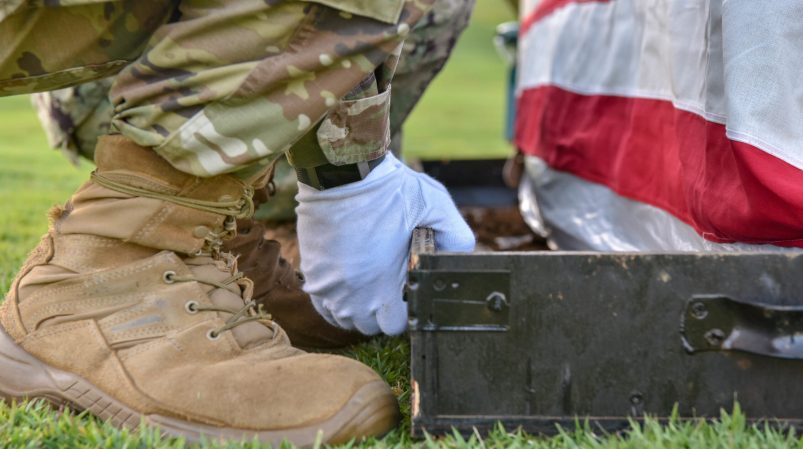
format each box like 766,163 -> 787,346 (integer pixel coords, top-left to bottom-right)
92,169 -> 274,337
199,216 -> 238,258
91,171 -> 255,257
163,257 -> 272,338
91,172 -> 255,219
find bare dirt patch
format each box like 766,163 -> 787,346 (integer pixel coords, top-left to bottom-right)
461,206 -> 547,251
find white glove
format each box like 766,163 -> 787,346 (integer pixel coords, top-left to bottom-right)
295,153 -> 475,336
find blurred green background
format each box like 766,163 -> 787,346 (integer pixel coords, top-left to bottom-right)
404,0 -> 515,160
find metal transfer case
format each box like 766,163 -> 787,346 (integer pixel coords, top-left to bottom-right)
407,228 -> 803,436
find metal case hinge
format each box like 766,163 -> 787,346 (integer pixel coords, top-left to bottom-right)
408,269 -> 511,332
682,295 -> 803,359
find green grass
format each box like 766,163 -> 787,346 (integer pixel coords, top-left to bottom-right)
0,2 -> 799,448
2,400 -> 802,448
404,0 -> 516,160
0,96 -> 93,294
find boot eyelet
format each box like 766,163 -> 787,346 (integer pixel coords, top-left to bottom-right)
193,226 -> 211,238
206,330 -> 221,341
163,271 -> 177,284
185,301 -> 199,314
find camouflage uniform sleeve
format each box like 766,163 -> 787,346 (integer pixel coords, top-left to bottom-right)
1,0 -> 435,177
289,45 -> 402,169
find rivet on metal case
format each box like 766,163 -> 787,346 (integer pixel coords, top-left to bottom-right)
704,328 -> 726,347
486,291 -> 507,312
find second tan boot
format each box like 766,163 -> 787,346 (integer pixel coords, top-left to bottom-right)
225,217 -> 370,349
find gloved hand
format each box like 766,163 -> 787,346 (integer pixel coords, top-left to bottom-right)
295,153 -> 475,336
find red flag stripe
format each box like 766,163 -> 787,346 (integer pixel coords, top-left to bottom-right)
520,0 -> 611,35
515,86 -> 803,247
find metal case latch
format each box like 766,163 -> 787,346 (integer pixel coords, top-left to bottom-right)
408,269 -> 511,332
682,295 -> 803,359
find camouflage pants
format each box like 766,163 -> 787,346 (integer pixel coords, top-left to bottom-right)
389,0 -> 475,154
29,0 -> 476,166
1,0 -> 437,178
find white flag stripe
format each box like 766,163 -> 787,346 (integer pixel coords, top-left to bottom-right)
517,0 -> 803,171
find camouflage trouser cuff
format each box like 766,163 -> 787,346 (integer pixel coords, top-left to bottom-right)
288,86 -> 391,170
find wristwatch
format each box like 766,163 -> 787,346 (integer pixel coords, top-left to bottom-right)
296,155 -> 386,190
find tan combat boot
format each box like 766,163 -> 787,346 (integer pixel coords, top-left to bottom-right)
0,136 -> 398,446
225,217 -> 369,349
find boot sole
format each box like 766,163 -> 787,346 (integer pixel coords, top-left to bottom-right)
0,327 -> 400,447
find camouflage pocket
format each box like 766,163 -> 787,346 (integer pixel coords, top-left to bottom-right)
317,87 -> 391,166
298,0 -> 406,24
